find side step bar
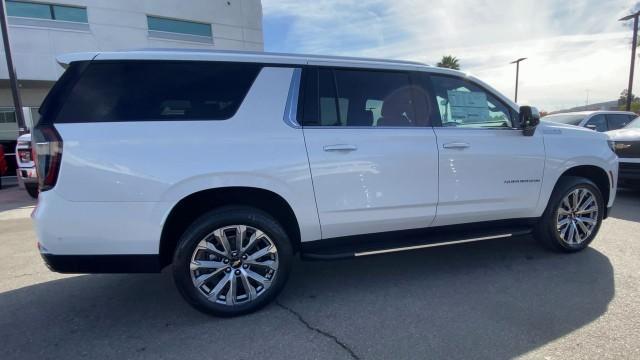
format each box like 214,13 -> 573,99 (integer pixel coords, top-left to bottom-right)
354,233 -> 513,257
300,225 -> 533,260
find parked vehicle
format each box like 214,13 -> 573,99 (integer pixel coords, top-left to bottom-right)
543,111 -> 636,132
607,117 -> 640,187
15,133 -> 38,198
33,50 -> 618,316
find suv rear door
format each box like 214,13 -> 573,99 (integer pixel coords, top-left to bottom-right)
300,66 -> 439,239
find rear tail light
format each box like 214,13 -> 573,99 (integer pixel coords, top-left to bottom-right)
18,148 -> 32,163
32,125 -> 63,191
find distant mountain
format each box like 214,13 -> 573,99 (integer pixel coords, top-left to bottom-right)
549,100 -> 619,114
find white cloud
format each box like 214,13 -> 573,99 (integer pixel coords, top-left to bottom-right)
263,0 -> 639,110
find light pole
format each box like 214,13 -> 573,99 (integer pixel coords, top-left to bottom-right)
620,11 -> 640,112
0,0 -> 26,134
510,57 -> 527,103
586,89 -> 590,106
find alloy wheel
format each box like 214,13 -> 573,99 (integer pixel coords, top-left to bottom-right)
555,188 -> 599,245
189,225 -> 279,305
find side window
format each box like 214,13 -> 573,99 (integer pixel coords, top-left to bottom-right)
302,68 -> 417,127
429,75 -> 513,128
586,114 -> 607,132
607,114 -> 631,131
55,61 -> 261,123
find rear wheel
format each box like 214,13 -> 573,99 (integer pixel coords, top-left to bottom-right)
172,206 -> 292,317
534,176 -> 604,252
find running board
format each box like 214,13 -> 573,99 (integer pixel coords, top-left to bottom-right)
300,225 -> 533,260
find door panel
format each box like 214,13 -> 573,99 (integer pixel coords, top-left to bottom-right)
300,67 -> 438,239
433,128 -> 545,226
304,128 -> 439,238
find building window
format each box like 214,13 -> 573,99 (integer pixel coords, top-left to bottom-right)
0,109 -> 16,124
147,15 -> 212,38
6,1 -> 88,23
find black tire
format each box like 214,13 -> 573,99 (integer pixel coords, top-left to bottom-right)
534,176 -> 604,252
172,206 -> 293,317
25,184 -> 39,199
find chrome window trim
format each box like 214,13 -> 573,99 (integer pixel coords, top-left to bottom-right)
432,126 -> 521,131
302,126 -> 521,131
283,68 -> 302,128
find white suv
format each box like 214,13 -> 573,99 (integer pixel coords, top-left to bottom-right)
33,50 -> 618,316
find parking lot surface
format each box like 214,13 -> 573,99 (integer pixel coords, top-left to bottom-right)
1,184 -> 639,360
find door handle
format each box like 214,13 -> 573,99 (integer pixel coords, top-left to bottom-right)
442,142 -> 470,149
323,144 -> 358,152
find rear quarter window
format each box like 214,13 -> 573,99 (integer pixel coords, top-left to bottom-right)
54,61 -> 262,123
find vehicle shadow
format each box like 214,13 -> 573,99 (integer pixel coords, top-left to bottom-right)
609,187 -> 640,222
280,235 -> 614,359
0,235 -> 613,360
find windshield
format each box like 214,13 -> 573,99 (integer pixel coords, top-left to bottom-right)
626,117 -> 640,129
542,114 -> 586,126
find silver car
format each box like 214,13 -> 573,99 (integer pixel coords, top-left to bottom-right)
543,111 -> 637,132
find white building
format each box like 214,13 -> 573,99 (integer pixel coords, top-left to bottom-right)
0,0 -> 263,149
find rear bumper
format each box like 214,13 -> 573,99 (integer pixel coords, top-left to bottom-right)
32,190 -> 168,256
40,253 -> 161,273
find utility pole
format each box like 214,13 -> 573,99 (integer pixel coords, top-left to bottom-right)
0,0 -> 26,135
586,89 -> 590,106
510,57 -> 527,103
620,11 -> 640,112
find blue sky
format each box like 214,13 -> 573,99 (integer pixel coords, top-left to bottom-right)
262,0 -> 639,111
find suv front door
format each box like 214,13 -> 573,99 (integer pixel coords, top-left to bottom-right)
423,74 -> 546,226
300,67 -> 439,239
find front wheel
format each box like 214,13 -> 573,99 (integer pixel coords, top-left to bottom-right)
534,176 -> 604,252
172,206 -> 293,317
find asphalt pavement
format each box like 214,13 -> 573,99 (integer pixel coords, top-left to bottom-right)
1,183 -> 639,360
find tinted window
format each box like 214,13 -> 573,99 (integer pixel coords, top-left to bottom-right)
303,68 -> 417,127
55,61 -> 261,123
586,114 -> 607,132
430,75 -> 513,128
147,16 -> 212,37
7,1 -> 51,19
7,1 -> 88,23
607,114 -> 632,131
53,5 -> 88,22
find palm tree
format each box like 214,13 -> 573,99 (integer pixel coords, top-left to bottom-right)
437,55 -> 460,70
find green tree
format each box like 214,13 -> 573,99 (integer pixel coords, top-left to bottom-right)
437,55 -> 460,70
618,89 -> 640,113
618,89 -> 637,106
